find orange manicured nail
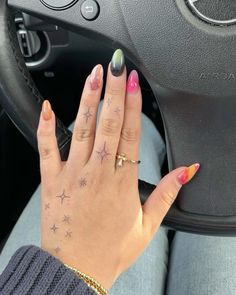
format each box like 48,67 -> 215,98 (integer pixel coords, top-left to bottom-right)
177,163 -> 200,185
42,100 -> 52,121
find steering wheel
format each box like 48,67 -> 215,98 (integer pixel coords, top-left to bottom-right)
1,0 -> 236,236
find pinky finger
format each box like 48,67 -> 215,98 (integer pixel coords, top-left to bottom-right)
37,100 -> 62,182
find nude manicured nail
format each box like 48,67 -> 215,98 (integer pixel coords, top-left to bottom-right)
127,70 -> 139,94
42,100 -> 52,121
89,64 -> 103,90
177,163 -> 200,185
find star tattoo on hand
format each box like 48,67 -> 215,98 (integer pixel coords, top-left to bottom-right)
45,203 -> 50,210
65,231 -> 72,238
83,107 -> 93,124
56,190 -> 70,205
62,215 -> 71,224
79,177 -> 87,188
96,142 -> 111,164
50,224 -> 59,233
55,247 -> 61,254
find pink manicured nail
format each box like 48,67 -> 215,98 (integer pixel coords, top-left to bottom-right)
89,64 -> 103,90
127,70 -> 139,94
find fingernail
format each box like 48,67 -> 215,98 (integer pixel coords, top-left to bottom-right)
110,49 -> 125,77
42,100 -> 52,121
89,64 -> 103,90
127,70 -> 139,94
177,163 -> 200,185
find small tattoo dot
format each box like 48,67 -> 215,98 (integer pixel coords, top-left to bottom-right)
96,142 -> 111,164
83,107 -> 93,124
114,107 -> 121,117
55,247 -> 61,254
65,231 -> 72,238
50,224 -> 59,233
62,215 -> 71,224
56,190 -> 70,205
106,97 -> 112,107
79,177 -> 87,188
45,203 -> 50,210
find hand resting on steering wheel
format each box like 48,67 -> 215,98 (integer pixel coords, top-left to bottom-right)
38,49 -> 200,291
0,49 -> 200,295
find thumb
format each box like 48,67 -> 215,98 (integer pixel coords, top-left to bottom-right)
142,163 -> 200,235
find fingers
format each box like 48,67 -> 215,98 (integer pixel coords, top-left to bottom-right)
37,100 -> 62,182
142,164 -> 200,236
68,65 -> 103,170
116,70 -> 142,174
91,49 -> 126,168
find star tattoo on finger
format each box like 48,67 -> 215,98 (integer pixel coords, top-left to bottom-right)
96,142 -> 111,164
65,231 -> 72,238
62,215 -> 71,224
50,224 -> 59,233
56,190 -> 70,205
106,97 -> 112,107
45,203 -> 50,210
79,177 -> 87,188
83,107 -> 93,124
114,107 -> 121,117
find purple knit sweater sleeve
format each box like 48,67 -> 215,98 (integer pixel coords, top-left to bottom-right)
0,246 -> 96,294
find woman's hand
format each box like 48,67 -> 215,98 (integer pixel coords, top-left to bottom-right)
37,49 -> 199,289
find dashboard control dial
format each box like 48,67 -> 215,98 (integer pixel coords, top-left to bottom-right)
41,0 -> 78,10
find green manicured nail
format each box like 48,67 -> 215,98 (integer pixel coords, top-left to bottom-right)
110,49 -> 125,77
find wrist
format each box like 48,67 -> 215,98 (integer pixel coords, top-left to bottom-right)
55,252 -> 119,289
65,262 -> 118,290
65,264 -> 109,295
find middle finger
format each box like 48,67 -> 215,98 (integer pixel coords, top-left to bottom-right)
90,49 -> 126,170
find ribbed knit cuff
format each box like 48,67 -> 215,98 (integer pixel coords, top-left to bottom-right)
0,246 -> 96,294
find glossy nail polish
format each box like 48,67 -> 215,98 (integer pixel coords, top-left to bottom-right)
42,100 -> 52,121
127,70 -> 139,94
110,49 -> 125,77
90,64 -> 104,90
177,163 -> 200,185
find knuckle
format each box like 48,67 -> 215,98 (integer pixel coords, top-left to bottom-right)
37,128 -> 53,139
38,144 -> 53,160
74,127 -> 95,142
101,118 -> 120,136
121,128 -> 139,143
107,88 -> 123,97
159,190 -> 176,207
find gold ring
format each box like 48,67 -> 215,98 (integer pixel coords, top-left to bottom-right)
116,153 -> 141,167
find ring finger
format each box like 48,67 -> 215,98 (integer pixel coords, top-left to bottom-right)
116,70 -> 142,175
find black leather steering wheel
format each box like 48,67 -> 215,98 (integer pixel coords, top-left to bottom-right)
1,0 -> 236,235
